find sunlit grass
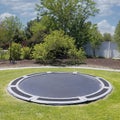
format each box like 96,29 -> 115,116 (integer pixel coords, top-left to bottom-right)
0,68 -> 120,120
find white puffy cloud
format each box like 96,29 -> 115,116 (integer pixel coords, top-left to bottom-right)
0,0 -> 38,18
97,20 -> 115,35
96,0 -> 120,16
11,2 -> 34,11
0,13 -> 15,21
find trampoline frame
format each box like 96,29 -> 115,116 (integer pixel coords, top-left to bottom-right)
7,72 -> 112,105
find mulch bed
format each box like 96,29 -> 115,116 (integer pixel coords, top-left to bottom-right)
0,58 -> 120,69
85,58 -> 120,69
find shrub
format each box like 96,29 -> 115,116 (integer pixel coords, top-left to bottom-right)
68,48 -> 86,63
32,44 -> 48,63
44,30 -> 75,60
9,42 -> 21,62
0,48 -> 9,61
21,47 -> 32,59
32,30 -> 86,64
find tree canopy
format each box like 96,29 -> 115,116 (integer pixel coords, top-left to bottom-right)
0,16 -> 23,48
103,33 -> 112,41
35,0 -> 99,49
89,25 -> 103,57
114,21 -> 120,51
25,19 -> 48,46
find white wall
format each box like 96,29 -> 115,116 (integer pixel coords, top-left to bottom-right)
85,41 -> 120,58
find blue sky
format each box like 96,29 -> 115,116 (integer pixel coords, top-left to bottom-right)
0,0 -> 120,35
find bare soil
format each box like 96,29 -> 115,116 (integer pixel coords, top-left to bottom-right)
0,58 -> 120,69
85,58 -> 120,69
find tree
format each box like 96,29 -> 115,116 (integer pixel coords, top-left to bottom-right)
25,20 -> 34,40
2,16 -> 23,43
35,0 -> 99,49
0,23 -> 8,48
2,16 -> 23,62
30,20 -> 48,45
114,21 -> 120,51
89,25 -> 103,57
25,19 -> 48,46
103,33 -> 112,41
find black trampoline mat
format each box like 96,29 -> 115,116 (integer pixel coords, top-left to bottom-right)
7,72 -> 112,105
19,73 -> 101,98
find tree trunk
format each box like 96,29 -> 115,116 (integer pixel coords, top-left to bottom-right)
93,48 -> 96,57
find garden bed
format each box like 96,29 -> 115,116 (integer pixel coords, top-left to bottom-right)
0,58 -> 120,69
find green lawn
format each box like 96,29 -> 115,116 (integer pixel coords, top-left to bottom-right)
0,68 -> 120,120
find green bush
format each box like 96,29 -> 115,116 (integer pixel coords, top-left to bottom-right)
68,48 -> 86,63
21,47 -> 31,59
32,44 -> 48,63
0,48 -> 9,61
32,30 -> 86,64
44,30 -> 76,60
9,42 -> 21,62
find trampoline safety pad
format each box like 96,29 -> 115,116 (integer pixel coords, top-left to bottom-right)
7,72 -> 112,105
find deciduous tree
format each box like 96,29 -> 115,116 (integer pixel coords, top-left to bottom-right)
114,21 -> 120,51
36,0 -> 99,49
89,25 -> 103,57
25,19 -> 48,46
2,16 -> 23,44
2,16 -> 23,62
103,33 -> 112,41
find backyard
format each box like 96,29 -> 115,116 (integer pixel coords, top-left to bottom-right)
0,0 -> 120,119
0,67 -> 120,120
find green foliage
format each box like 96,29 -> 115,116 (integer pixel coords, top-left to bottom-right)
30,21 -> 47,45
36,0 -> 99,49
32,44 -> 47,63
0,48 -> 9,61
71,22 -> 92,49
25,20 -> 34,40
25,19 -> 48,46
1,16 -> 23,48
0,24 -> 8,48
9,42 -> 21,61
30,20 -> 46,34
103,33 -> 113,41
89,25 -> 103,57
44,30 -> 75,59
21,47 -> 32,60
0,48 -> 5,60
114,21 -> 120,51
32,30 -> 86,64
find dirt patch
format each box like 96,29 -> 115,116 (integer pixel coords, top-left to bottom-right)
0,58 -> 120,69
0,60 -> 38,68
85,58 -> 120,69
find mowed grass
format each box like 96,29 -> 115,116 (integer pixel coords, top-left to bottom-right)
0,68 -> 120,120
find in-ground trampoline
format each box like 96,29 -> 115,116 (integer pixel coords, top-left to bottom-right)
7,72 -> 112,105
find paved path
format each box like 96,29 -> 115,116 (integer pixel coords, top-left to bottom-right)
0,66 -> 120,72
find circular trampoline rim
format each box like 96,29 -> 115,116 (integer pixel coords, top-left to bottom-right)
8,74 -> 110,99
7,72 -> 112,105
